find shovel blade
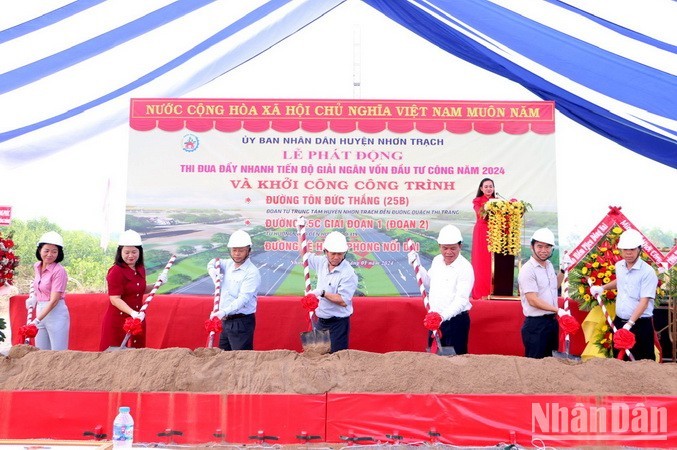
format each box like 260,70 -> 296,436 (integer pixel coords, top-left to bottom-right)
105,346 -> 132,352
300,329 -> 331,355
430,333 -> 456,356
437,346 -> 457,356
552,350 -> 582,364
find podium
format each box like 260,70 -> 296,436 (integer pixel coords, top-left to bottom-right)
492,253 -> 515,296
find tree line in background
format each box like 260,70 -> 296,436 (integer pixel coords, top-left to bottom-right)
1,216 -> 675,295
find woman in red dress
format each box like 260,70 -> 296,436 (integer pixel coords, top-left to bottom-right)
99,230 -> 150,350
471,178 -> 495,300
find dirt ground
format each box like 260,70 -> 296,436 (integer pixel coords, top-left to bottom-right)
1,345 -> 676,395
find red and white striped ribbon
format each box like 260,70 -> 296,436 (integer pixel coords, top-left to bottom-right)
587,278 -> 635,361
407,239 -> 440,353
24,284 -> 35,344
299,220 -> 314,331
207,258 -> 221,348
120,254 -> 176,347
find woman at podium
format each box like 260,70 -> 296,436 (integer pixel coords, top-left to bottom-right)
471,178 -> 495,299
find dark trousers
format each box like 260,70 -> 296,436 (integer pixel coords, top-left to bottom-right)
219,314 -> 255,351
613,316 -> 656,361
317,316 -> 350,352
522,314 -> 558,359
429,311 -> 470,355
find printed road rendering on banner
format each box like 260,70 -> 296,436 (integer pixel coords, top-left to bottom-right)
128,99 -> 557,296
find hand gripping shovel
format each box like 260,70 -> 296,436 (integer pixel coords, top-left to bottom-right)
407,239 -> 456,356
551,266 -> 582,363
107,255 -> 176,351
298,219 -> 330,354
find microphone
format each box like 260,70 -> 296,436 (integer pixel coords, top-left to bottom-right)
495,191 -> 508,200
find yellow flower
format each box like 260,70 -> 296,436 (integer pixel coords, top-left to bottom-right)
612,226 -> 623,234
583,294 -> 591,301
597,273 -> 604,279
578,286 -> 585,294
592,262 -> 599,268
582,267 -> 588,275
603,277 -> 610,283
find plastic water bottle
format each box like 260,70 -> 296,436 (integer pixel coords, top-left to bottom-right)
112,406 -> 134,448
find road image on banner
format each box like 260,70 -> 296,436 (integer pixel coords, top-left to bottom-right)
127,99 -> 557,296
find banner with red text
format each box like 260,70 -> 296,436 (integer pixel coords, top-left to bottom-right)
127,99 -> 557,296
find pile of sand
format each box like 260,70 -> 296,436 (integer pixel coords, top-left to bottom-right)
1,345 -> 675,395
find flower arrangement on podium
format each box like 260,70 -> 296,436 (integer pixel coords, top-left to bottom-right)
482,198 -> 531,256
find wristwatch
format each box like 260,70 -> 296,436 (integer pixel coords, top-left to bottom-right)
321,290 -> 326,297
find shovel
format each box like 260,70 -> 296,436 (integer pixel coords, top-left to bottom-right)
298,218 -> 331,355
107,255 -> 177,351
407,239 -> 456,356
552,266 -> 581,363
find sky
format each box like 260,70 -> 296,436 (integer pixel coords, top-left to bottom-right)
2,0 -> 675,250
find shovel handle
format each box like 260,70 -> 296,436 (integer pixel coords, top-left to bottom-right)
140,254 -> 177,314
406,239 -> 445,345
587,278 -> 635,361
298,219 -> 315,331
120,332 -> 131,348
298,220 -> 311,295
25,285 -> 36,344
207,258 -> 222,348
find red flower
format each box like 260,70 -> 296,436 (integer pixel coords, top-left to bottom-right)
19,324 -> 38,339
301,294 -> 319,312
123,317 -> 144,335
204,316 -> 223,334
423,312 -> 443,331
613,328 -> 636,350
558,314 -> 581,335
605,290 -> 616,300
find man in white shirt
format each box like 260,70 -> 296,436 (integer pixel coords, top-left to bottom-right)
409,224 -> 474,354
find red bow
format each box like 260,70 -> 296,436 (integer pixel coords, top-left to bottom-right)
608,206 -> 622,215
613,328 -> 636,350
423,312 -> 443,331
204,317 -> 223,334
19,324 -> 38,339
558,314 -> 581,335
301,293 -> 319,312
123,317 -> 144,335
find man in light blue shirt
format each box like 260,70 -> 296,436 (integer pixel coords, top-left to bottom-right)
298,224 -> 358,352
591,229 -> 658,360
208,229 -> 261,351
